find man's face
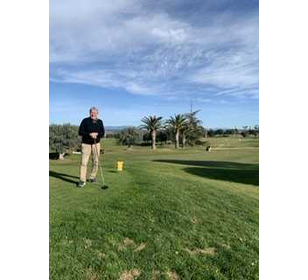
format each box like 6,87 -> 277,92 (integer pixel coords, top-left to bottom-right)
90,109 -> 98,120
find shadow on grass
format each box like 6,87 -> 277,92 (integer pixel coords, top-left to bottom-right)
49,153 -> 59,160
153,160 -> 259,186
49,171 -> 79,184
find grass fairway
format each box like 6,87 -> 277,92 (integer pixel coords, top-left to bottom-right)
50,138 -> 259,280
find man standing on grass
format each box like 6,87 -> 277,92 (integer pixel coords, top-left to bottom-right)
77,107 -> 105,188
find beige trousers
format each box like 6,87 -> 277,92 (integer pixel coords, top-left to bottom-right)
79,143 -> 100,182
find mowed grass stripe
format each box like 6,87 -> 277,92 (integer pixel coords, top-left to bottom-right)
50,141 -> 259,279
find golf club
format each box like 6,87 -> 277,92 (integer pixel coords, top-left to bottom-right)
93,138 -> 108,189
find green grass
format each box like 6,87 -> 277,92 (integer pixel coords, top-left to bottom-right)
50,138 -> 259,280
201,135 -> 259,149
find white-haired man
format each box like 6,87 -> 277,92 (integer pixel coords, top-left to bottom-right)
77,107 -> 105,188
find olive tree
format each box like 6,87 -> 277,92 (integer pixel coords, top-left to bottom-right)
49,124 -> 80,160
118,127 -> 142,147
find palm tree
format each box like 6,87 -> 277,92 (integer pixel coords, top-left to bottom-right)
184,110 -> 203,146
166,114 -> 187,149
182,123 -> 189,148
185,110 -> 202,128
140,115 -> 163,150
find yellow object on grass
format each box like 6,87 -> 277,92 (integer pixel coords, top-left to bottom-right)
117,161 -> 124,171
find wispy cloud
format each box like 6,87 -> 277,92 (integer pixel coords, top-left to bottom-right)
50,0 -> 259,100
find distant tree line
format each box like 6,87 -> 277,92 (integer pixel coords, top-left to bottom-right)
207,125 -> 259,138
49,116 -> 259,159
110,113 -> 259,150
116,122 -> 259,150
117,110 -> 207,149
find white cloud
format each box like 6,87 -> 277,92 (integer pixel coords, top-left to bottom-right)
50,0 -> 259,99
188,47 -> 258,97
52,68 -> 163,96
151,27 -> 187,43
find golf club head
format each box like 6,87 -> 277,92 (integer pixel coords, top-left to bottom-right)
101,184 -> 108,190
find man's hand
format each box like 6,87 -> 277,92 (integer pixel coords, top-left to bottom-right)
90,132 -> 98,139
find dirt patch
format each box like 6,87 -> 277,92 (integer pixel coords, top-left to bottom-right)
96,251 -> 106,259
119,269 -> 141,280
166,271 -> 181,280
85,268 -> 98,280
84,239 -> 92,249
119,238 -> 136,251
220,243 -> 231,249
119,238 -> 146,252
134,243 -> 146,252
151,270 -> 161,280
191,216 -> 199,224
185,247 -> 217,256
61,237 -> 74,245
124,238 -> 135,246
90,273 -> 98,280
238,237 -> 244,242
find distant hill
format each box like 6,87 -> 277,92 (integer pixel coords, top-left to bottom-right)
105,126 -> 128,132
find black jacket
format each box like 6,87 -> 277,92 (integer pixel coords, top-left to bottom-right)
78,117 -> 105,144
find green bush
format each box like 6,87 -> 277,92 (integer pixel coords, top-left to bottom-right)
49,124 -> 80,159
118,127 -> 142,147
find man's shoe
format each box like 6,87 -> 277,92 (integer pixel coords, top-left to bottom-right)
77,181 -> 86,188
90,178 -> 96,183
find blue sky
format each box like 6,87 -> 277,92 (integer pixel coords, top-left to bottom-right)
50,0 -> 259,128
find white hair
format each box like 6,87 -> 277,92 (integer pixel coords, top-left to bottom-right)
89,107 -> 99,113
